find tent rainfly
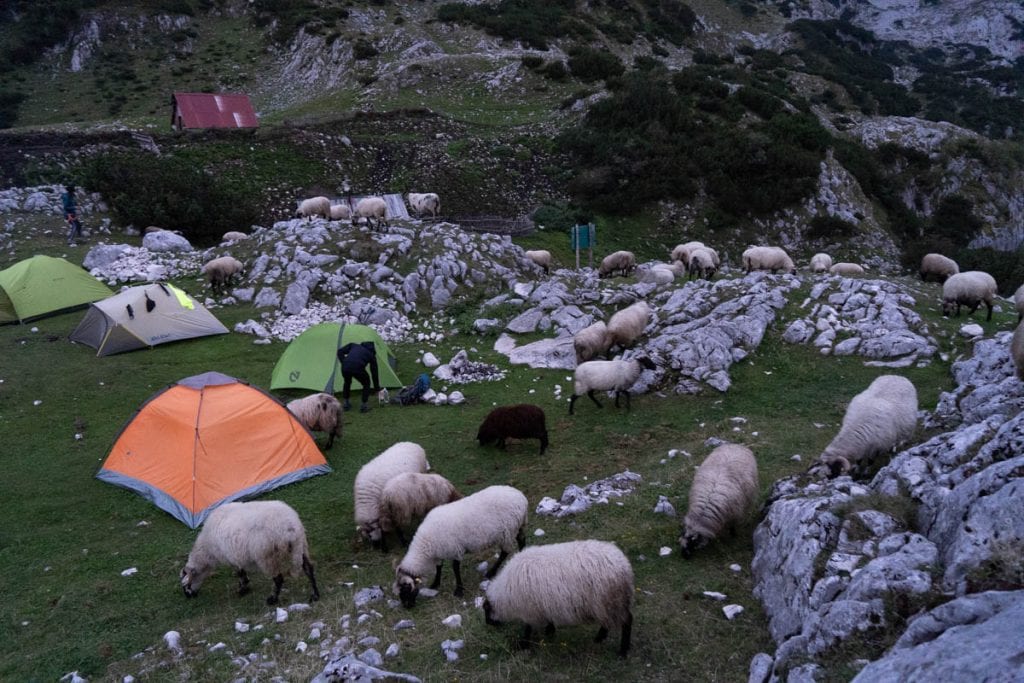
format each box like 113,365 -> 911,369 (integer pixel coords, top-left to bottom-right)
270,322 -> 403,393
98,372 -> 331,528
70,282 -> 228,355
0,255 -> 112,323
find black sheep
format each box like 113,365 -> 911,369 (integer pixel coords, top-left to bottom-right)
476,404 -> 549,455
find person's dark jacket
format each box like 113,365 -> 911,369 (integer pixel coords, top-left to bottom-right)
338,341 -> 381,386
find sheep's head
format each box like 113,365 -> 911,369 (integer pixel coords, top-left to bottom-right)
359,521 -> 383,545
482,598 -> 501,626
941,298 -> 957,317
179,562 -> 210,598
637,356 -> 657,371
678,530 -> 709,558
394,568 -> 421,609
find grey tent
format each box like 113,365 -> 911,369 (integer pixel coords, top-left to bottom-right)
70,282 -> 228,356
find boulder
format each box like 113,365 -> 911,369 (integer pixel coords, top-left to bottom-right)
143,230 -> 192,252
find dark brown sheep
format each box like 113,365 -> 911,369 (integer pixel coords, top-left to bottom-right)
477,404 -> 549,455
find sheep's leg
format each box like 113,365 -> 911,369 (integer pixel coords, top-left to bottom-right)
452,560 -> 464,597
618,612 -> 633,657
545,623 -> 556,638
624,391 -> 631,412
396,528 -> 408,546
985,301 -> 993,321
568,394 -> 578,414
516,527 -> 526,550
267,574 -> 284,605
487,549 -> 512,579
429,563 -> 443,590
518,624 -> 533,649
595,626 -> 609,642
236,569 -> 251,596
303,554 -> 320,602
587,390 -> 603,408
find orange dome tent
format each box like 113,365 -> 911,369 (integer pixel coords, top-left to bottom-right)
98,372 -> 331,528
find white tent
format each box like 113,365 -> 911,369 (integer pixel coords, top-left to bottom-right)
70,282 -> 228,356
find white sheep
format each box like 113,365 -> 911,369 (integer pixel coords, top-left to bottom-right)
286,393 -> 343,449
354,196 -> 388,230
221,231 -> 248,243
295,196 -> 331,220
393,485 -> 527,607
942,271 -> 998,321
524,249 -> 553,274
574,320 -> 611,364
483,540 -> 635,657
688,247 -> 718,280
814,374 -> 918,478
179,500 -> 319,605
379,472 -> 462,547
569,356 -> 657,414
742,246 -> 796,274
354,442 -> 429,546
598,250 -> 636,278
919,253 -> 959,283
201,256 -> 244,294
679,444 -> 758,557
830,262 -> 865,276
1012,320 -> 1024,381
329,203 -> 351,221
607,300 -> 652,352
671,241 -> 705,265
640,261 -> 685,285
1014,283 -> 1024,323
809,253 -> 833,273
407,192 -> 441,218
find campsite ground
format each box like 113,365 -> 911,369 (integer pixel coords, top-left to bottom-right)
1,213 -> 1008,682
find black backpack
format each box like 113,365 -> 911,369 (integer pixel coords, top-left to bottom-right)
394,373 -> 431,406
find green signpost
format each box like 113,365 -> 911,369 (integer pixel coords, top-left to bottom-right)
571,223 -> 596,269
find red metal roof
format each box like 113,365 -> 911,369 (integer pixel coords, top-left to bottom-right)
171,92 -> 258,129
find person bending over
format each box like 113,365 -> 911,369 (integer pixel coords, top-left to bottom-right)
337,340 -> 381,413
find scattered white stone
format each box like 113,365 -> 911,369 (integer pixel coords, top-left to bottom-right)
418,588 -> 438,598
394,619 -> 415,631
533,528 -> 545,536
288,602 -> 312,612
668,449 -> 678,458
120,567 -> 138,577
480,653 -> 488,660
659,547 -> 672,557
723,604 -> 744,620
309,627 -> 321,640
442,614 -> 462,628
60,672 -> 87,683
163,630 -> 182,653
33,400 -> 42,406
960,323 -> 984,338
702,591 -> 727,601
30,326 -> 38,332
441,638 -> 464,661
275,607 -> 288,623
234,621 -> 250,633
385,643 -> 400,658
476,561 -> 490,574
729,564 -> 742,573
474,596 -> 485,608
208,642 -> 226,652
790,454 -> 802,462
295,641 -> 308,653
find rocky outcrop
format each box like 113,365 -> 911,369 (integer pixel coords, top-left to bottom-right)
751,330 -> 1024,680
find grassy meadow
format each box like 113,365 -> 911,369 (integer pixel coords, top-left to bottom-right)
3,215 -> 1017,682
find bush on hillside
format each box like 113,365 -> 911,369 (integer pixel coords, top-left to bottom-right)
78,152 -> 259,246
955,246 -> 1024,296
567,45 -> 625,83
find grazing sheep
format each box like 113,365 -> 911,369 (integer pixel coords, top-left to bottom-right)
814,375 -> 918,478
329,203 -> 351,221
484,540 -> 635,657
688,247 -> 718,280
477,404 -> 549,455
742,246 -> 796,274
179,501 -> 319,605
379,472 -> 462,547
919,253 -> 959,283
295,196 -> 331,220
221,231 -> 248,243
809,253 -> 833,273
354,196 -> 388,230
569,356 -> 657,414
598,250 -> 637,278
1012,320 -> 1024,381
201,256 -> 244,294
830,262 -> 865,276
286,393 -> 343,449
942,271 -> 998,321
574,320 -> 611,364
407,192 -> 441,218
144,225 -> 166,234
393,485 -> 528,607
524,249 -> 553,274
678,445 -> 758,557
354,442 -> 429,547
671,241 -> 705,265
639,261 -> 685,285
1014,283 -> 1024,323
607,301 -> 652,352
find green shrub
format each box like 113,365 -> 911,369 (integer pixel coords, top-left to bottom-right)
954,246 -> 1024,296
0,91 -> 26,130
352,38 -> 379,60
807,215 -> 858,240
520,55 -> 544,70
78,152 -> 259,246
539,60 -> 569,81
567,45 -> 625,83
437,0 -> 575,50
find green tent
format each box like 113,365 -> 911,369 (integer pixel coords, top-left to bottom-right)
0,255 -> 113,324
270,322 -> 402,393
